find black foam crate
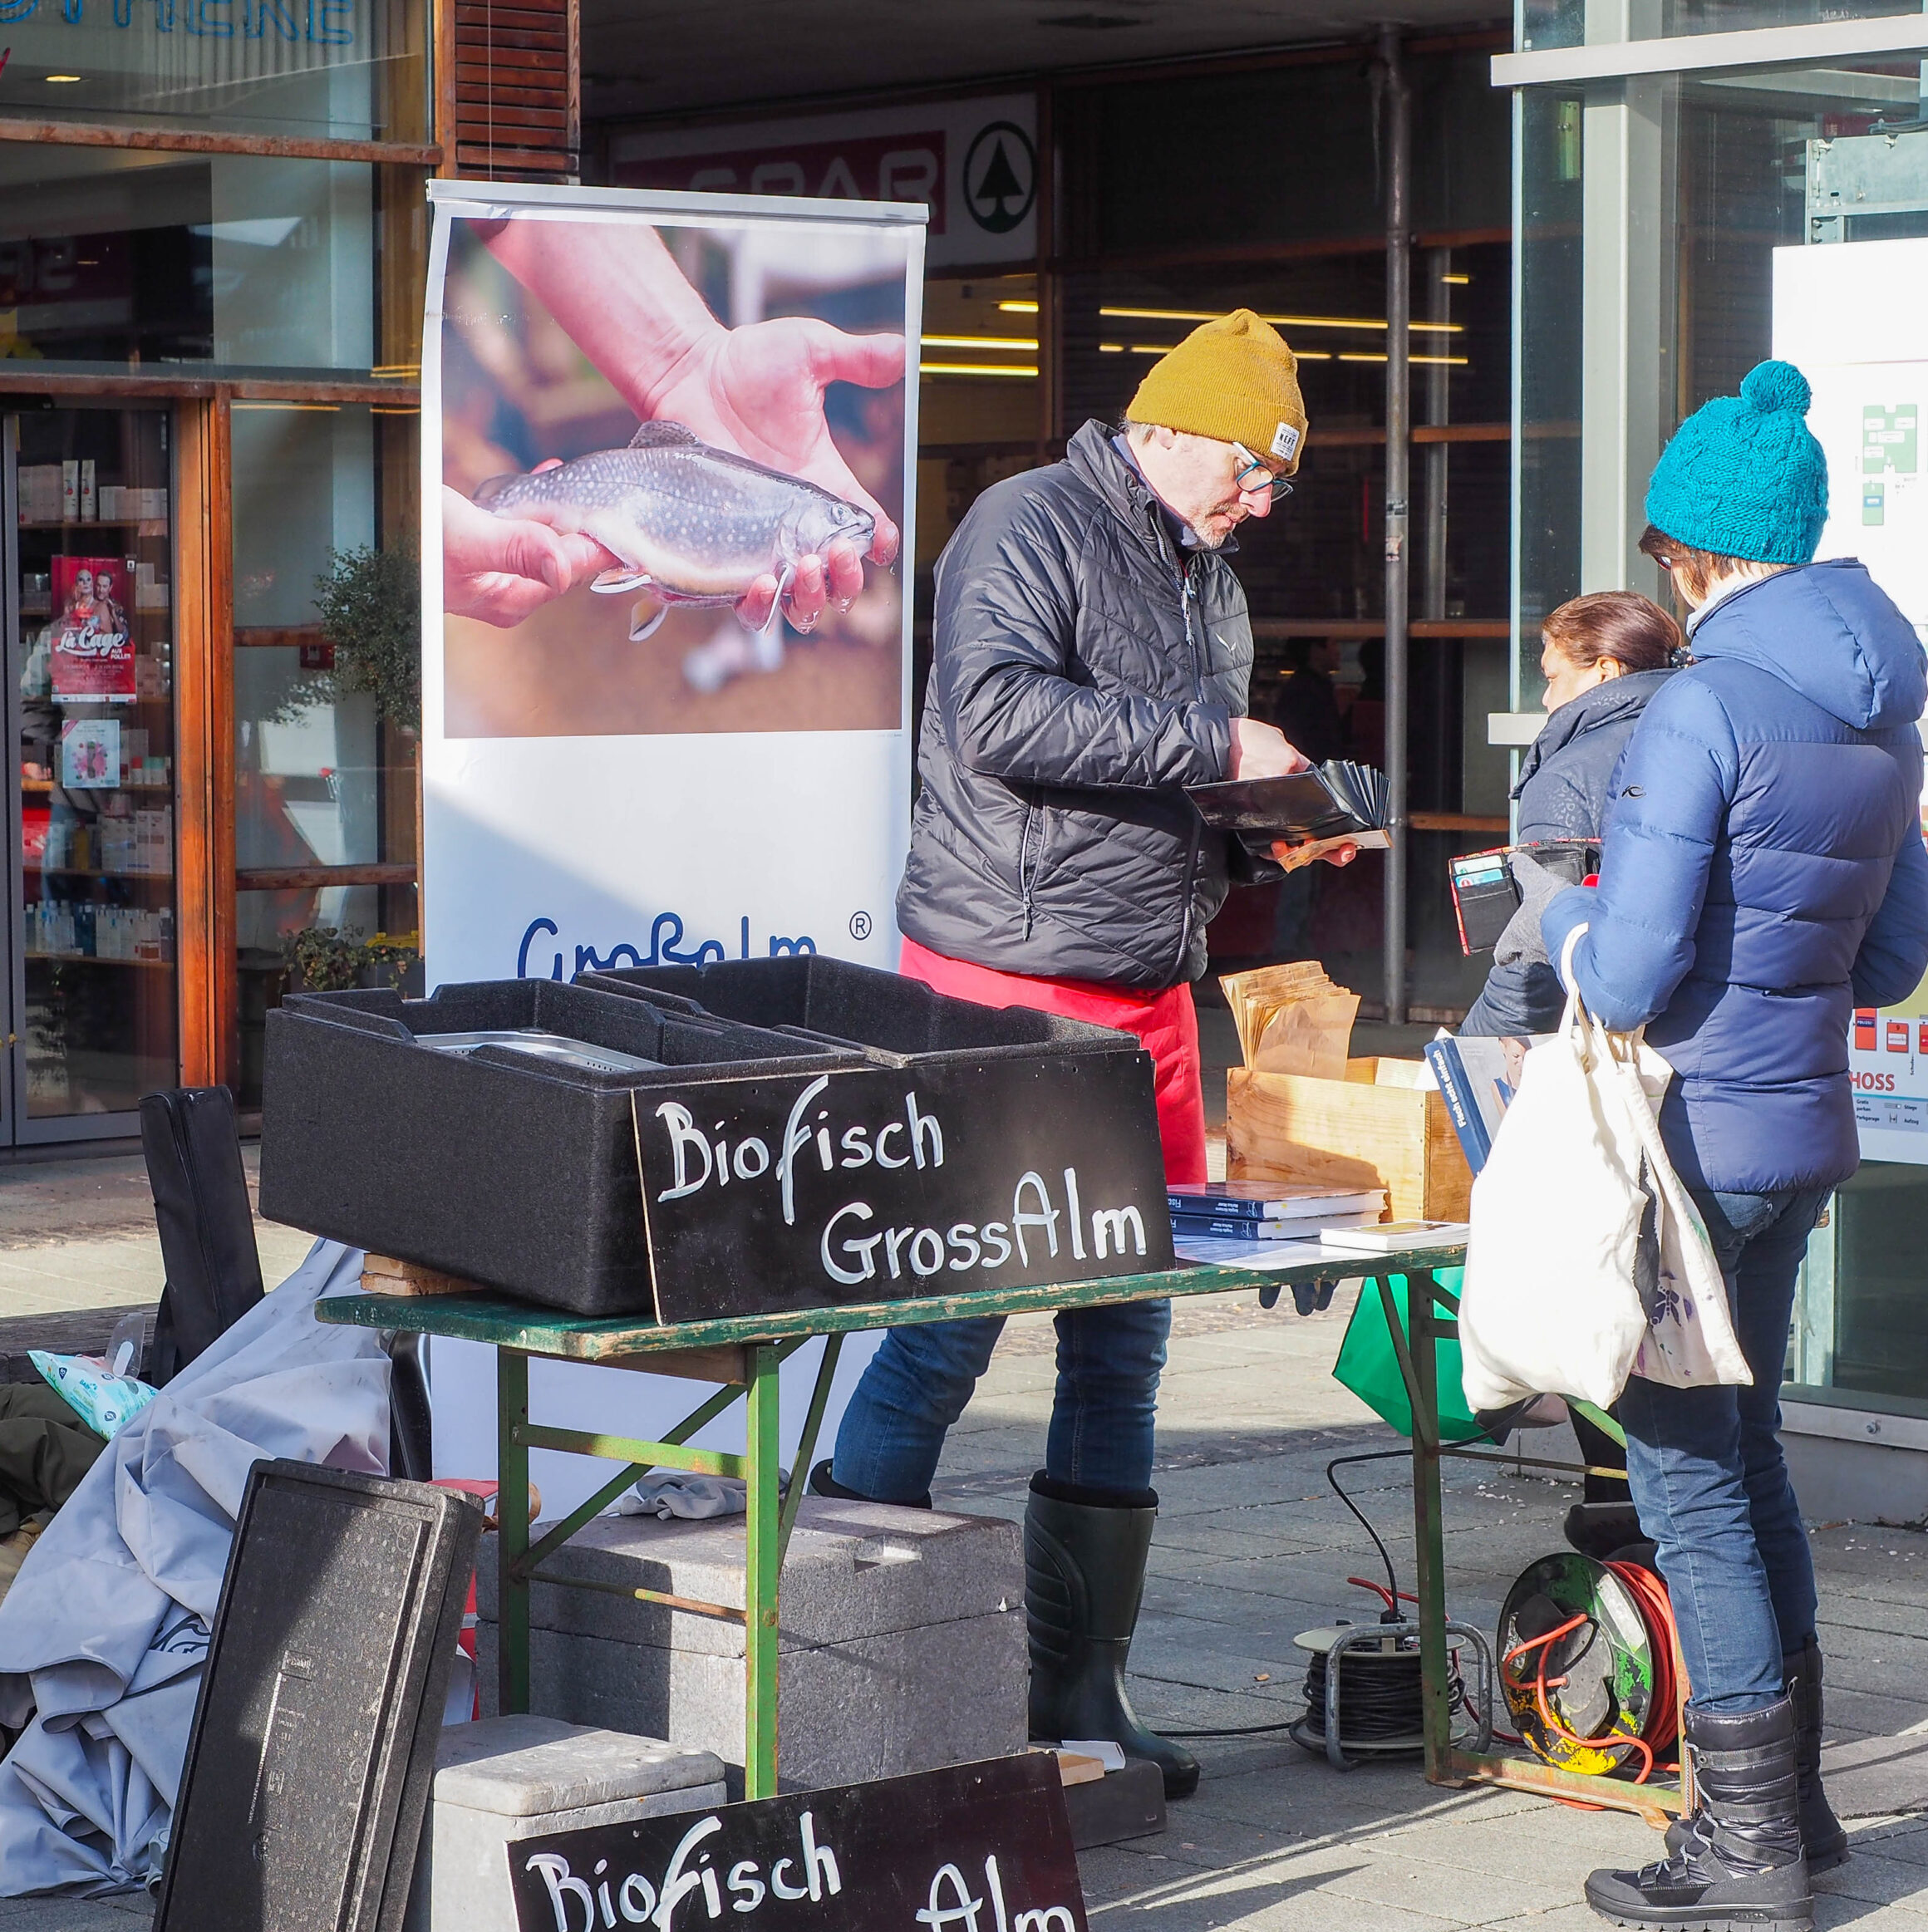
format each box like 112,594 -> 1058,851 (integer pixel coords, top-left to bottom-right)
258,978 -> 863,1316
154,1463 -> 481,1932
260,969 -> 1174,1324
578,954 -> 1137,1064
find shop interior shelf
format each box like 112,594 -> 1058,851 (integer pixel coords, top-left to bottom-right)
17,520 -> 168,536
24,867 -> 175,881
21,782 -> 172,794
25,952 -> 173,969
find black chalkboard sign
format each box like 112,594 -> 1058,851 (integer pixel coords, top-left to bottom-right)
636,1055 -> 1175,1324
508,1753 -> 1086,1932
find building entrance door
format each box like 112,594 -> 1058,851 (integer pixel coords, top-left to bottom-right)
2,406 -> 179,1142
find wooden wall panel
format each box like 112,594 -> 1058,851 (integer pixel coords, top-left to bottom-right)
175,396 -> 239,1092
450,0 -> 577,179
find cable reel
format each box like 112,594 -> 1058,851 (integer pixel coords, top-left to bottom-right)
1498,1551 -> 1684,1785
1289,1595 -> 1493,1772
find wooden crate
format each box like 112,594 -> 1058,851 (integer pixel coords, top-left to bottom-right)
1224,1057 -> 1472,1223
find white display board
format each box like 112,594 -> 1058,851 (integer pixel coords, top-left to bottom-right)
421,180 -> 925,1508
1777,238 -> 1928,1163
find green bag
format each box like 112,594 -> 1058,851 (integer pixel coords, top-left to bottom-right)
1332,1268 -> 1487,1443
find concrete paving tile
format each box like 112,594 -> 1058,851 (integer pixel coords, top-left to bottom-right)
0,1900 -> 147,1930
1314,1849 -> 1573,1926
1816,1847 -> 1928,1910
1369,1802 -> 1655,1891
1084,1852 -> 1467,1932
1861,1821 -> 1928,1866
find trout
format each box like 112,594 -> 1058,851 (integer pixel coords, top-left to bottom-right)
472,420 -> 875,627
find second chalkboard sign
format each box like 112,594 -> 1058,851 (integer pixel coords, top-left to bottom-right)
508,1754 -> 1086,1932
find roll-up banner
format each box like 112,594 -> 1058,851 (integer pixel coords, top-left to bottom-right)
1776,238 -> 1928,1164
420,180 -> 924,1510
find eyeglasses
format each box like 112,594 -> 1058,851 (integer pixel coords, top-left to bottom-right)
1231,443 -> 1295,502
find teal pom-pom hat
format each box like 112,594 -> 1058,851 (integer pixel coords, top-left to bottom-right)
1643,358 -> 1829,566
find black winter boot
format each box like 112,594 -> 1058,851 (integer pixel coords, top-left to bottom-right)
1783,1639 -> 1848,1872
805,1459 -> 931,1509
1023,1473 -> 1199,1800
1585,1697 -> 1811,1931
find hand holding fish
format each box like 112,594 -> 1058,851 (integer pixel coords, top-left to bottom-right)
477,219 -> 904,634
441,485 -> 612,627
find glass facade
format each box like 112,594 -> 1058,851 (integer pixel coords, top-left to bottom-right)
1519,0 -> 1928,52
0,145 -> 426,374
7,406 -> 178,1128
231,399 -> 417,1106
0,0 -> 430,143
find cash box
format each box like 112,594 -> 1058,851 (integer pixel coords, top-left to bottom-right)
259,961 -> 1174,1323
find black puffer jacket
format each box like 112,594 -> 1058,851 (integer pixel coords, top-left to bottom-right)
1458,666 -> 1673,1036
897,420 -> 1255,988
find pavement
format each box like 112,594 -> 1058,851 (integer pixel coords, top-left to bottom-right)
0,1142 -> 1918,1927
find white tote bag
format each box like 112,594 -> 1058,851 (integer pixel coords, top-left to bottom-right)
1457,929 -> 1751,1411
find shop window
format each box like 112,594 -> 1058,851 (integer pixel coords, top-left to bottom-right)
1522,1 -> 1927,53
0,146 -> 425,375
1793,1166 -> 1928,1418
0,0 -> 429,143
7,406 -> 178,1131
916,273 -> 1040,567
231,401 -> 417,1109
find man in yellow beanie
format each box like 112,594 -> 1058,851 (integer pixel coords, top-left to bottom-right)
809,310 -> 1349,1799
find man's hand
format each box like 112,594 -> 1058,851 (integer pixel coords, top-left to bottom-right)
1270,835 -> 1360,872
1228,716 -> 1311,780
441,486 -> 611,627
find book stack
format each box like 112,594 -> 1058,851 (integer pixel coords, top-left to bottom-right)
1169,1180 -> 1386,1246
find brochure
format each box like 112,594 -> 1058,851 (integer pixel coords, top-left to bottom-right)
60,718 -> 120,789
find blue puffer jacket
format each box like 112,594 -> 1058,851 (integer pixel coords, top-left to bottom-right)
1542,560 -> 1928,1195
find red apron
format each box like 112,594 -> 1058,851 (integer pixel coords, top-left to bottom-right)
898,935 -> 1208,1185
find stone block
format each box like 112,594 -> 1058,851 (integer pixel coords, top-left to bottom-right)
476,1498 -> 1027,1787
407,1715 -> 726,1932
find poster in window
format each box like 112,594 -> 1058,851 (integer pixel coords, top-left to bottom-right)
49,556 -> 136,702
60,718 -> 120,790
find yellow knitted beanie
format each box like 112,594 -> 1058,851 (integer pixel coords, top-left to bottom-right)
1127,309 -> 1308,474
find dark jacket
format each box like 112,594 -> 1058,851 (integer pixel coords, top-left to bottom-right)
897,420 -> 1255,988
1459,668 -> 1672,1036
1543,560 -> 1928,1194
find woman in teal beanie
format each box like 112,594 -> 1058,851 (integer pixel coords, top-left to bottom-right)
1542,361 -> 1928,1932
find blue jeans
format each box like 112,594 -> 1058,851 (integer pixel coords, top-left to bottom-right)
829,1299 -> 1172,1502
1616,1184 -> 1827,1713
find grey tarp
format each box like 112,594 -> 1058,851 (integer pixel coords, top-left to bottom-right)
0,1240 -> 390,1895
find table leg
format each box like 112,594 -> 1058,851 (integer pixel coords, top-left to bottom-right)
743,1342 -> 781,1799
1403,1274 -> 1453,1780
498,1347 -> 531,1717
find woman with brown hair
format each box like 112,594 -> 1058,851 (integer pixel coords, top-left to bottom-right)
1458,588 -> 1681,1036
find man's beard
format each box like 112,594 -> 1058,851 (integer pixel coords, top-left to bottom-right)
1187,501 -> 1244,548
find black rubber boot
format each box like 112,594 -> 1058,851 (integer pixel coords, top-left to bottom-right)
1585,1697 -> 1811,1931
805,1459 -> 931,1509
1783,1639 -> 1848,1873
1023,1473 -> 1199,1801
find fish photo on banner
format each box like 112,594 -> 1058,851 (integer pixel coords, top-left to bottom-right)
437,211 -> 910,736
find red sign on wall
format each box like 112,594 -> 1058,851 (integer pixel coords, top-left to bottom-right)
615,133 -> 946,230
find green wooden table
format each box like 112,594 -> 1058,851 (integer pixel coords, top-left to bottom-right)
317,1249 -> 1678,1822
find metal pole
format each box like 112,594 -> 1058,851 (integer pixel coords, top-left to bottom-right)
497,1347 -> 531,1716
743,1342 -> 782,1800
1381,23 -> 1413,1027
1423,245 -> 1451,623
